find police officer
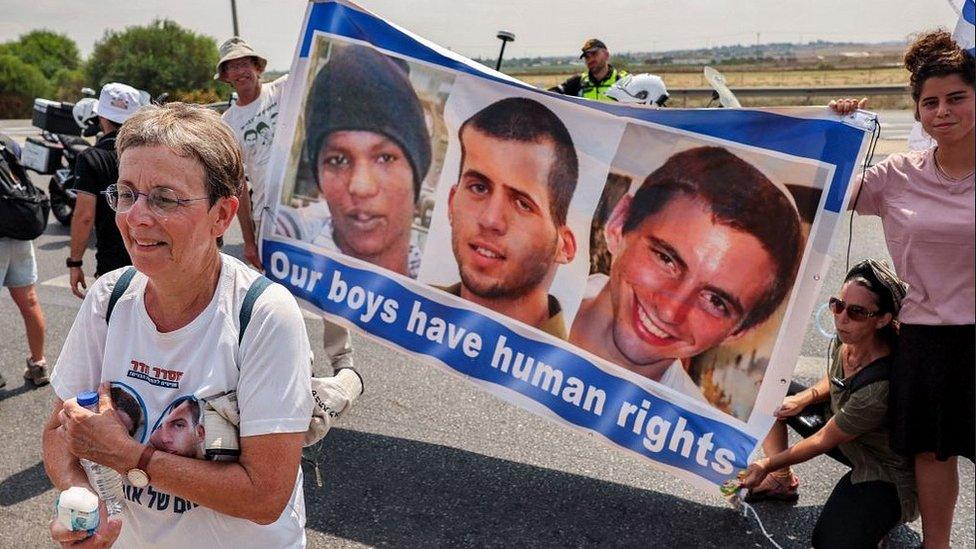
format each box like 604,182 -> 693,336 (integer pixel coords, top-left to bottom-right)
550,39 -> 629,102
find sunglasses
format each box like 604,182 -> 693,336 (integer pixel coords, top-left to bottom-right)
103,183 -> 210,217
828,297 -> 879,322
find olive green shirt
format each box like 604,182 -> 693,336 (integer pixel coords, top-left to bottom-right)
438,283 -> 568,340
827,346 -> 918,522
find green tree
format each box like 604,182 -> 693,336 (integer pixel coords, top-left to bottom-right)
0,54 -> 52,118
52,68 -> 88,101
1,30 -> 80,80
86,19 -> 219,97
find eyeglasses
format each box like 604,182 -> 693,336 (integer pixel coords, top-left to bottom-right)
103,183 -> 210,216
828,297 -> 879,322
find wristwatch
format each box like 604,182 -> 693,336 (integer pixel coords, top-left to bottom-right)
126,445 -> 155,488
66,258 -> 83,268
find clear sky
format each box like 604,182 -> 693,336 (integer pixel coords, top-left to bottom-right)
0,0 -> 961,71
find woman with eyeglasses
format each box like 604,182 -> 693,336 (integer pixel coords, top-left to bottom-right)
830,30 -> 974,549
740,260 -> 917,549
41,103 -> 313,547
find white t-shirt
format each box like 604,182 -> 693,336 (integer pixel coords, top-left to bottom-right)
583,274 -> 707,403
659,359 -> 708,404
51,254 -> 312,548
222,76 -> 288,225
275,202 -> 422,279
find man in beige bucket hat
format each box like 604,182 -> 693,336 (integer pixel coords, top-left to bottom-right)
216,36 -> 275,272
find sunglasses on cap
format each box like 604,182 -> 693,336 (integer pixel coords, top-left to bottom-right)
828,297 -> 879,322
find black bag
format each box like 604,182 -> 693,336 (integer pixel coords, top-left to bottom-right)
0,135 -> 50,240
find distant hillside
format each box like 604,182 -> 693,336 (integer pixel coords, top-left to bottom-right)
478,40 -> 909,73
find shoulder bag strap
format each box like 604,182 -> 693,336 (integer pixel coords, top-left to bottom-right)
106,267 -> 138,324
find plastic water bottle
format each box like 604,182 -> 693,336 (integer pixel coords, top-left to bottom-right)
77,391 -> 126,516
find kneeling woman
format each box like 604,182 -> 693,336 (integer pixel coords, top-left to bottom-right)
740,260 -> 917,548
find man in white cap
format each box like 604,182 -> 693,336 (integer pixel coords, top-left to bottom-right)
217,36 -> 357,375
68,82 -> 147,299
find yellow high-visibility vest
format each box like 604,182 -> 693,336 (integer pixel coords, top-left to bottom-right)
579,67 -> 629,102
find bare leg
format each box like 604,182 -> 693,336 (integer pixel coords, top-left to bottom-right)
761,420 -> 793,476
9,284 -> 45,362
915,452 -> 958,549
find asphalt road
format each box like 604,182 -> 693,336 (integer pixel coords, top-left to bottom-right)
0,116 -> 972,548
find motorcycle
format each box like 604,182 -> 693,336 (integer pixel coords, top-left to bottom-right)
605,67 -> 742,109
21,89 -> 98,226
703,66 -> 742,108
22,88 -> 159,226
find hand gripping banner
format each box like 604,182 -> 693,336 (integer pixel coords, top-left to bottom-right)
260,0 -> 877,490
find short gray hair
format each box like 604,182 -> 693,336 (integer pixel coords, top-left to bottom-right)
116,102 -> 244,202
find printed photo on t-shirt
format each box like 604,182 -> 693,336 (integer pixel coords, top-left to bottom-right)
148,396 -> 206,460
110,382 -> 148,444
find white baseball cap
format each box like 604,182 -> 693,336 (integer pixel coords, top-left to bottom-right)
93,83 -> 145,125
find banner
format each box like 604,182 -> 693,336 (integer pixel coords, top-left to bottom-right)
261,0 -> 876,490
953,0 -> 976,55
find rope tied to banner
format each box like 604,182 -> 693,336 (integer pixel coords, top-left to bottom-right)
845,115 -> 883,272
720,480 -> 785,549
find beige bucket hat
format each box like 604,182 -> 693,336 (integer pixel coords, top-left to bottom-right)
214,37 -> 268,81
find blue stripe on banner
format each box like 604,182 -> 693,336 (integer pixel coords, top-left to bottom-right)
299,2 -> 866,213
964,0 -> 975,25
264,240 -> 757,485
301,1 -> 515,82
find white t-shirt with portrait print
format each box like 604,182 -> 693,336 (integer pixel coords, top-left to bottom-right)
222,75 -> 288,226
51,253 -> 312,548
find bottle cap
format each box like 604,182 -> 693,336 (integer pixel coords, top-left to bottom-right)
77,391 -> 99,408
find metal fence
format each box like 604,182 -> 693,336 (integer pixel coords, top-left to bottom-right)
668,84 -> 909,99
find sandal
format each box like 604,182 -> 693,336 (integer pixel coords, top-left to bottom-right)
745,471 -> 799,502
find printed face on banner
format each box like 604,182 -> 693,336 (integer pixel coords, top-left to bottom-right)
317,130 -> 417,268
275,36 -> 456,280
570,123 -> 825,418
445,98 -> 579,337
571,193 -> 778,376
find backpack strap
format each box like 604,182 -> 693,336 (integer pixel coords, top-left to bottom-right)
847,358 -> 892,393
106,267 -> 138,324
0,140 -> 30,188
239,275 -> 273,344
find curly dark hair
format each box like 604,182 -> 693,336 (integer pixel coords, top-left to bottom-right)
904,30 -> 976,110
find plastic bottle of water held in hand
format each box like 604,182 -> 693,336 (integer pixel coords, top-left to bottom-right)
76,391 -> 126,516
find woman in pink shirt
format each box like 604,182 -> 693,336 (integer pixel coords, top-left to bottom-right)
832,30 -> 974,549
